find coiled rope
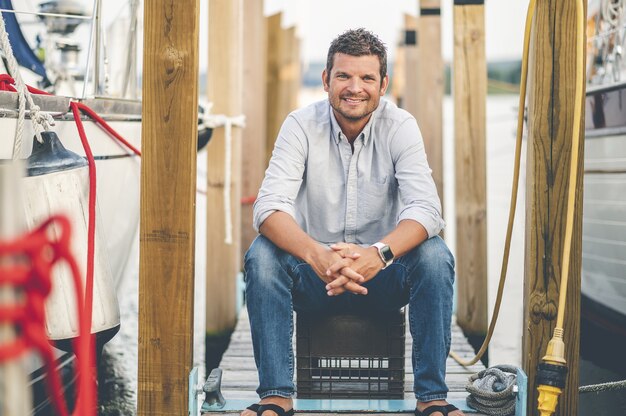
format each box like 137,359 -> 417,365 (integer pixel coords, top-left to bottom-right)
0,12 -> 54,159
602,0 -> 624,27
465,365 -> 518,416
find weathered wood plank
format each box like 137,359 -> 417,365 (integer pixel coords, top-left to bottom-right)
206,0 -> 243,333
216,308 -> 484,414
417,0 -> 444,214
453,1 -> 488,336
523,0 -> 585,414
138,0 -> 199,414
240,0 -> 267,256
402,14 -> 419,118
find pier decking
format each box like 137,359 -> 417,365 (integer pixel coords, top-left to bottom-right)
208,309 -> 488,415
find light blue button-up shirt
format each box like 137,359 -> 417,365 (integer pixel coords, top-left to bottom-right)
253,98 -> 444,245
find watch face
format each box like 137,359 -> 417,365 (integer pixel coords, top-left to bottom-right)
380,245 -> 394,262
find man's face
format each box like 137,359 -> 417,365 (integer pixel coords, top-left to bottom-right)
322,53 -> 389,125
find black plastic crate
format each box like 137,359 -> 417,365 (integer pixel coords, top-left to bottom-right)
296,309 -> 405,399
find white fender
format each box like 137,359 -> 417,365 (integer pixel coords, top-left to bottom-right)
22,166 -> 120,340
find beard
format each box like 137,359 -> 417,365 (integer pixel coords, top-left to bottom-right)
329,94 -> 378,122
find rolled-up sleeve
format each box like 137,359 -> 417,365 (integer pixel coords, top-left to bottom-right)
253,115 -> 308,231
390,117 -> 445,237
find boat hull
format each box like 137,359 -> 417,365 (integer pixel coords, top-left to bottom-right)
0,92 -> 142,289
583,84 -> 626,332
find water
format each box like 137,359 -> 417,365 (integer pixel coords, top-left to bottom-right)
98,251 -> 139,416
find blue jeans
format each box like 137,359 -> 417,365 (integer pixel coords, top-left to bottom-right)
243,235 -> 455,402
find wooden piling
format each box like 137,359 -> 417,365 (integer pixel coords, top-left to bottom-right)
265,13 -> 282,163
206,0 -> 243,333
402,14 -> 419,118
283,26 -> 301,114
391,36 -> 406,107
138,0 -> 199,413
265,15 -> 300,163
522,0 -> 585,414
0,161 -> 31,416
417,0 -> 444,210
241,0 -> 267,257
453,0 -> 488,336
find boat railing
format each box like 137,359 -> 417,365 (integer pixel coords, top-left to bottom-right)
0,9 -> 92,21
0,0 -> 139,100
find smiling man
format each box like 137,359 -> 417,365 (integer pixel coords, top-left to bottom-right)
243,29 -> 463,416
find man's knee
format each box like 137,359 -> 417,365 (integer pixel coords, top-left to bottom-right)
244,235 -> 291,289
407,236 -> 455,285
245,235 -> 278,270
421,236 -> 454,268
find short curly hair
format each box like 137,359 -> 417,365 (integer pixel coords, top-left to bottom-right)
325,28 -> 387,85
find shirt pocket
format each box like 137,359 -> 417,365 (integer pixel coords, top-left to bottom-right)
362,175 -> 392,220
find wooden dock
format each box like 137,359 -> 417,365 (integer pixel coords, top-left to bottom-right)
208,308 -> 488,415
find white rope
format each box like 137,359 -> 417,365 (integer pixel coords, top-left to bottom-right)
201,108 -> 246,245
579,378 -> 626,394
603,0 -> 624,28
0,10 -> 55,159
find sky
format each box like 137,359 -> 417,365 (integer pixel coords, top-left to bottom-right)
261,0 -> 529,63
14,0 -> 531,72
195,0 -> 530,70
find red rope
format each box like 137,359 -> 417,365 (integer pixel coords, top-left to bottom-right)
0,216 -> 95,416
72,101 -> 141,157
0,74 -> 17,92
0,74 -> 141,156
0,74 -> 49,95
70,100 -> 97,344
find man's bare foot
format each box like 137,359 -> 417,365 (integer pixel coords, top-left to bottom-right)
416,400 -> 465,416
240,396 -> 293,416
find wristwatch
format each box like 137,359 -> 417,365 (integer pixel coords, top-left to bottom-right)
372,242 -> 394,269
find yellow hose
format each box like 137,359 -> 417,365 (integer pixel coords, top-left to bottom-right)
449,0 -> 586,413
540,0 -> 585,369
449,0 -> 536,367
536,5 -> 586,414
450,0 -> 586,381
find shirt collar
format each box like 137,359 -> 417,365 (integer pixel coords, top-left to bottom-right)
328,101 -> 378,146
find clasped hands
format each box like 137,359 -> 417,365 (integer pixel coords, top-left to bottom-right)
309,242 -> 384,297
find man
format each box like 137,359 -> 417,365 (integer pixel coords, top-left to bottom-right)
242,28 -> 463,416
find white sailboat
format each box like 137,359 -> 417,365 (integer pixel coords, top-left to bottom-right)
583,0 -> 626,364
0,0 -> 210,414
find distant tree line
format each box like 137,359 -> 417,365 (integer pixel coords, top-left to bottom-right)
301,60 -> 522,95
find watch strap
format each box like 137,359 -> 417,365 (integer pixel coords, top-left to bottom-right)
371,242 -> 393,269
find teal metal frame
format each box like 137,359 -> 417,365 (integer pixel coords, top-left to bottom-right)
189,367 -> 199,416
201,398 -> 474,413
193,367 -> 529,415
515,368 -> 528,416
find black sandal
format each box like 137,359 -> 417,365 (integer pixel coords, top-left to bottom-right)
414,403 -> 459,416
246,403 -> 295,416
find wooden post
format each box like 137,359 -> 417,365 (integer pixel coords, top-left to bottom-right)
453,0 -> 487,336
265,16 -> 300,163
241,0 -> 267,257
206,0 -> 243,333
277,26 -> 299,145
402,14 -> 419,117
0,162 -> 31,416
417,0 -> 444,210
391,37 -> 406,107
523,0 -> 585,414
137,0 -> 199,413
284,27 -> 301,112
265,13 -> 282,163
